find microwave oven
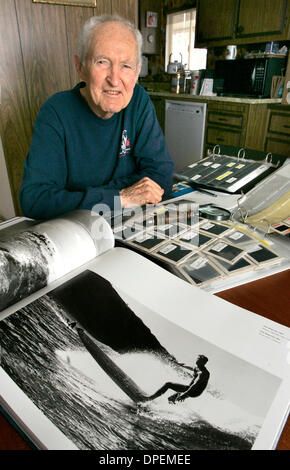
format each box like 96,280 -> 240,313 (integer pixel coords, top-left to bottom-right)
214,57 -> 286,98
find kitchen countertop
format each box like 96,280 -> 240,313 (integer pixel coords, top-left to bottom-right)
146,90 -> 282,105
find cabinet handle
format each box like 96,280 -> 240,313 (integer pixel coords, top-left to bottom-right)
283,125 -> 290,129
216,138 -> 225,142
237,25 -> 244,34
217,118 -> 228,122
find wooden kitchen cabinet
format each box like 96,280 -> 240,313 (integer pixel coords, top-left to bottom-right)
204,101 -> 270,156
196,0 -> 237,43
204,102 -> 246,154
236,0 -> 288,38
196,0 -> 290,46
264,105 -> 290,157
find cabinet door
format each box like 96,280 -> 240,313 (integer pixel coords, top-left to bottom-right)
206,126 -> 242,147
196,0 -> 237,42
236,0 -> 287,37
265,138 -> 290,157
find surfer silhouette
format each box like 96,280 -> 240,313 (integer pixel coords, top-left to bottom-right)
148,355 -> 210,404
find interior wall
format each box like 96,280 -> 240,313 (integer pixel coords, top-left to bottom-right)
0,0 -> 138,216
0,136 -> 15,220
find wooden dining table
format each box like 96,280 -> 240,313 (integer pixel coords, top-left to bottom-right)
0,269 -> 289,450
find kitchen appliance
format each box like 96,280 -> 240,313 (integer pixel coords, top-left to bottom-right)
165,100 -> 207,171
215,57 -> 286,97
167,53 -> 183,74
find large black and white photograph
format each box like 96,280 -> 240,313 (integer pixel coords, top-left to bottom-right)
0,269 -> 282,450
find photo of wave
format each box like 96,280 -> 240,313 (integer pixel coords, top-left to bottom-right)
0,230 -> 55,311
0,270 -> 281,450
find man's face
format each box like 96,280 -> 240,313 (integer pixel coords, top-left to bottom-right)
76,21 -> 141,119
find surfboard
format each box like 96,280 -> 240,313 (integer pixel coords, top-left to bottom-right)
77,328 -> 150,403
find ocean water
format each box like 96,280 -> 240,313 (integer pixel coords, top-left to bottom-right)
0,294 -> 259,450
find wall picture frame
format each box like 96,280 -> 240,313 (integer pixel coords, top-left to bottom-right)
32,0 -> 97,7
146,11 -> 158,28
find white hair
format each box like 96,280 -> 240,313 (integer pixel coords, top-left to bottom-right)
77,14 -> 143,66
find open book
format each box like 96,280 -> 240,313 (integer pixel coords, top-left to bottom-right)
0,210 -> 289,450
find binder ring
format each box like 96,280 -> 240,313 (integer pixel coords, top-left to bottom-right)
237,148 -> 246,160
212,144 -> 221,161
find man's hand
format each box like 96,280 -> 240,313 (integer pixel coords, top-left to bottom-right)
120,177 -> 164,208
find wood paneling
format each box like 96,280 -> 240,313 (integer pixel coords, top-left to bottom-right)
0,0 -> 138,216
15,0 -> 71,122
112,0 -> 138,25
94,0 -> 112,16
65,6 -> 95,87
0,0 -> 32,215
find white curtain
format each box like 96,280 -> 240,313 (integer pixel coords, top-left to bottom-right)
166,8 -> 207,71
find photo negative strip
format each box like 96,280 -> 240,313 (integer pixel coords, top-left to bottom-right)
179,253 -> 223,286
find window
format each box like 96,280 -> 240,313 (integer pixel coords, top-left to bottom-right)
165,8 -> 207,71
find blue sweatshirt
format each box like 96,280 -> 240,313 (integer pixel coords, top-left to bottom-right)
20,83 -> 174,219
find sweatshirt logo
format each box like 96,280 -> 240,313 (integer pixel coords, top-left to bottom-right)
119,130 -> 131,157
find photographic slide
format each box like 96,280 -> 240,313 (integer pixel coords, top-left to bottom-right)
129,232 -> 166,252
223,230 -> 256,245
198,221 -> 232,237
178,230 -> 214,249
204,240 -> 245,264
153,224 -> 189,239
246,244 -> 281,266
155,242 -> 192,264
179,254 -> 223,286
210,255 -> 254,276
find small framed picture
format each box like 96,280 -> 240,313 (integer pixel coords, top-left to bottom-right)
146,11 -> 158,28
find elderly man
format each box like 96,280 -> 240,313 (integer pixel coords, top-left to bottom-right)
20,15 -> 174,219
